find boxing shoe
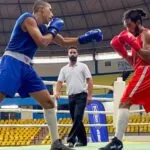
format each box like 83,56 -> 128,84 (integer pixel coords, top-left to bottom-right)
98,137 -> 123,150
66,142 -> 74,148
74,142 -> 87,147
51,139 -> 75,150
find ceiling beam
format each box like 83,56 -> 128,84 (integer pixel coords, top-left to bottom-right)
0,1 -> 149,20
143,0 -> 150,13
18,0 -> 23,14
0,1 -> 149,19
1,16 -> 150,34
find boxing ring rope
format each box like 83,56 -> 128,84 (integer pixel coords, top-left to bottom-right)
0,122 -> 150,128
0,77 -> 149,128
0,108 -> 145,114
0,109 -> 148,128
43,80 -> 114,91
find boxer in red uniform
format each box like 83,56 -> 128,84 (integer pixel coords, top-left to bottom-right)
99,9 -> 150,150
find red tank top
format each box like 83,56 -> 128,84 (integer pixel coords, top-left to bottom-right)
132,28 -> 150,70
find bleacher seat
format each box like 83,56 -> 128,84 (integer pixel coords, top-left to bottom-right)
0,114 -> 149,146
0,119 -> 41,146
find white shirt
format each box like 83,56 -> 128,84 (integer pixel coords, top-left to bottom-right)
58,62 -> 92,95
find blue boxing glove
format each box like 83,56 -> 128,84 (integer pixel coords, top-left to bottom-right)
48,17 -> 64,37
79,29 -> 103,44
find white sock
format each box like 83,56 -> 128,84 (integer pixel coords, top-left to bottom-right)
115,108 -> 129,141
44,108 -> 59,142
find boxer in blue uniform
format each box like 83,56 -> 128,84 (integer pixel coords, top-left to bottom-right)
0,0 -> 103,150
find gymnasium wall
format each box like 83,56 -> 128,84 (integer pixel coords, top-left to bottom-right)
33,60 -> 95,76
33,58 -> 133,77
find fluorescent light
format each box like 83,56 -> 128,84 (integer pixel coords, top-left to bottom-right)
32,57 -> 68,64
96,52 -> 122,60
96,51 -> 131,60
78,55 -> 93,61
32,55 -> 93,64
1,105 -> 19,109
32,51 -> 131,64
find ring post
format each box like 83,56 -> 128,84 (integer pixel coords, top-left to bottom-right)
113,77 -> 125,127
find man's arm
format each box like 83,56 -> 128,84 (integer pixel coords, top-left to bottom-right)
53,34 -> 79,47
83,64 -> 93,104
55,81 -> 63,99
137,49 -> 150,62
118,30 -> 150,62
55,68 -> 65,99
110,35 -> 134,65
23,17 -> 54,47
23,17 -> 64,48
86,78 -> 93,105
137,30 -> 150,62
53,29 -> 103,47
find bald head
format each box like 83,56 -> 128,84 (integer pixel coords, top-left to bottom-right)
33,0 -> 51,13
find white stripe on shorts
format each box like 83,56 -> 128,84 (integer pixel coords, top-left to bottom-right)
3,51 -> 31,65
129,66 -> 148,98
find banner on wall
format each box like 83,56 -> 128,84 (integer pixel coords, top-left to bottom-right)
87,100 -> 108,142
117,60 -> 132,71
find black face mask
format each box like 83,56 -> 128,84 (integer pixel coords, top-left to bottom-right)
69,56 -> 77,62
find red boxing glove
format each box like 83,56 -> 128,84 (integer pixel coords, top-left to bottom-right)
118,30 -> 141,51
110,35 -> 128,58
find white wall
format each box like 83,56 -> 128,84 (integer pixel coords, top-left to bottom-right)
33,58 -> 133,77
33,60 -> 95,77
33,62 -> 68,77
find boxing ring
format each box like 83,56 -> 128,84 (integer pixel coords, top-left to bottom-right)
0,78 -> 150,150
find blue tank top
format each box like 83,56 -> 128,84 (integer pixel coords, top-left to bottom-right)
5,12 -> 44,59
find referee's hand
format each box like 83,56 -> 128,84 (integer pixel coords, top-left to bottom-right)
54,92 -> 60,100
86,95 -> 92,105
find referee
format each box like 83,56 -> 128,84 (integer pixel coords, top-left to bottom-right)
55,47 -> 93,147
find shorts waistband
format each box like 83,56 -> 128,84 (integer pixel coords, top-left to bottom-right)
3,51 -> 31,65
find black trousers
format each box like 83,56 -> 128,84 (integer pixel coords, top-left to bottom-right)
67,92 -> 87,145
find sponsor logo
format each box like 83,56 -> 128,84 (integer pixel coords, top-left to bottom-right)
91,104 -> 101,141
